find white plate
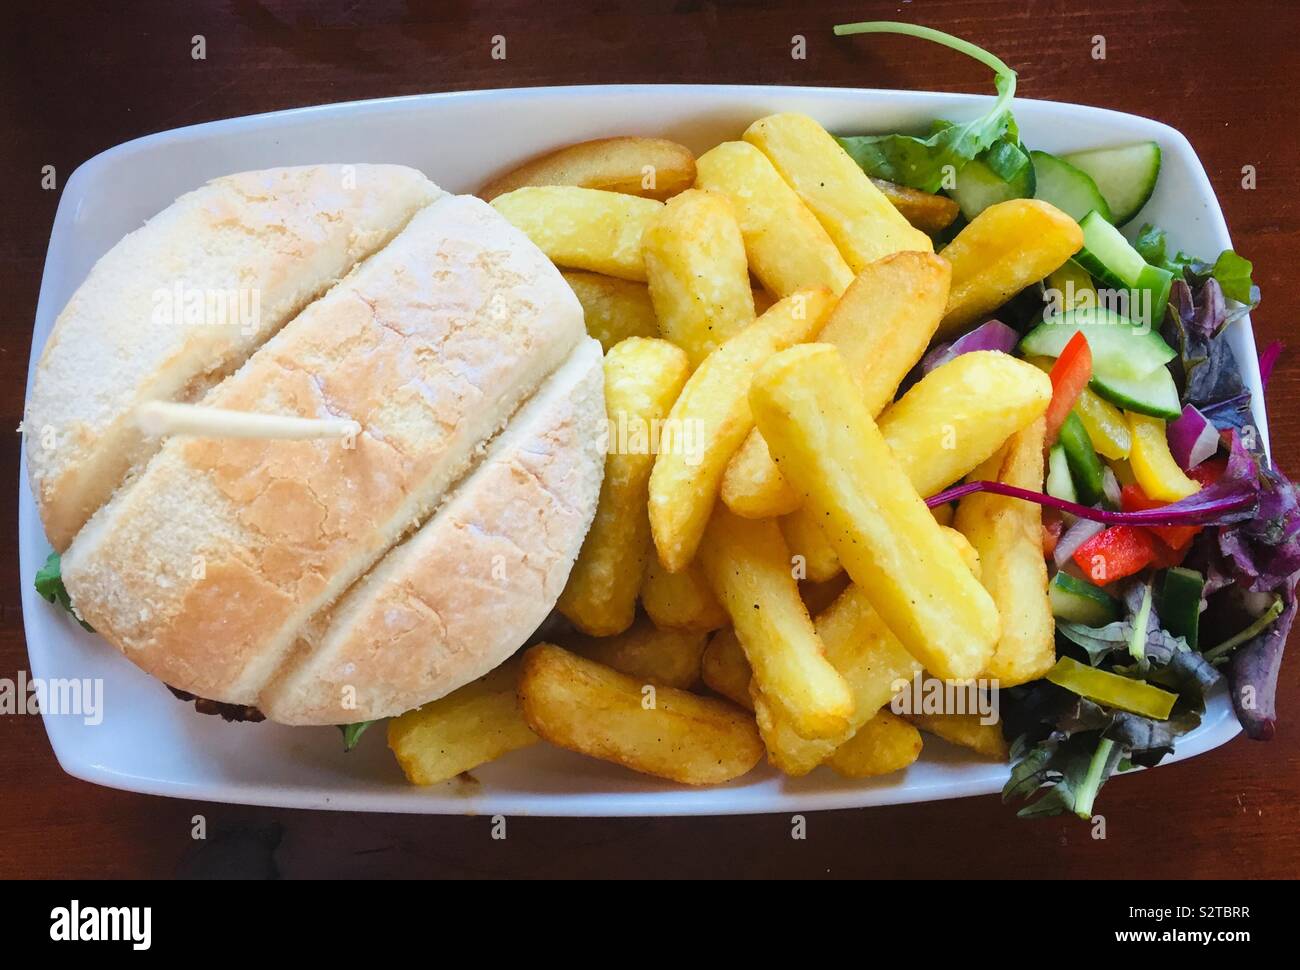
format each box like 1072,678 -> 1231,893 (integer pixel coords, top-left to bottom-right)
20,85 -> 1264,815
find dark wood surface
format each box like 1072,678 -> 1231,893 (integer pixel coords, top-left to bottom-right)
3,0 -> 1298,879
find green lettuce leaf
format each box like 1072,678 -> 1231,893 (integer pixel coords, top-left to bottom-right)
1056,612 -> 1190,669
339,720 -> 375,751
34,552 -> 93,631
833,21 -> 1018,192
1003,583 -> 1220,818
1135,222 -> 1259,306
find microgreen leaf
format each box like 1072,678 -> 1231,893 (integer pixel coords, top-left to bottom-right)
833,21 -> 1018,192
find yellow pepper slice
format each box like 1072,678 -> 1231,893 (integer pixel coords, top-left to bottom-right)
1126,411 -> 1201,501
1075,388 -> 1131,460
1045,656 -> 1177,720
1025,355 -> 1131,460
1108,457 -> 1138,487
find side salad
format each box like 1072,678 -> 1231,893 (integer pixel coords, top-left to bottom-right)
838,21 -> 1294,818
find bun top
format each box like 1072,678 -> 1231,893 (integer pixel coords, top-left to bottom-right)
49,188 -> 605,723
26,164 -> 441,550
262,334 -> 606,724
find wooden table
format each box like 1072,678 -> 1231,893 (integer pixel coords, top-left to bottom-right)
3,0 -> 1298,878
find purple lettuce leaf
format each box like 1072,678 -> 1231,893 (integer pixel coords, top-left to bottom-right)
1229,593 -> 1296,740
1259,340 -> 1284,391
1215,461 -> 1300,594
1200,391 -> 1253,435
1163,278 -> 1246,407
1181,432 -> 1300,738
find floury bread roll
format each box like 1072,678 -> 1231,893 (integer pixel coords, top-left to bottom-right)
60,194 -> 605,722
26,164 -> 441,550
262,338 -> 605,724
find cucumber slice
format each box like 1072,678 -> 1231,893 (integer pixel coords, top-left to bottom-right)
950,141 -> 1035,219
1018,306 -> 1176,380
1061,141 -> 1161,227
1133,262 -> 1174,328
1073,210 -> 1144,289
1051,572 -> 1122,626
1059,412 -> 1106,506
1031,151 -> 1113,223
1159,567 -> 1204,650
1021,302 -> 1180,418
1047,444 -> 1078,503
1072,211 -> 1173,328
1090,366 -> 1182,420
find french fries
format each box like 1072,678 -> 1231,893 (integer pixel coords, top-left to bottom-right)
648,289 -> 833,572
905,711 -> 1009,760
701,627 -> 754,710
387,660 -> 537,785
828,711 -> 924,779
697,509 -> 853,740
876,351 -> 1052,498
479,136 -> 696,202
871,178 -> 961,234
938,198 -> 1083,338
563,272 -> 659,352
491,186 -> 662,281
393,125 -> 1076,792
780,504 -> 843,583
720,430 -> 804,518
517,643 -> 763,785
728,348 -> 1048,537
640,558 -> 728,632
820,253 -> 953,415
695,141 -> 854,298
642,189 -> 756,366
954,417 -> 1055,686
743,112 -> 933,271
756,582 -> 922,776
721,252 -> 952,518
558,338 -> 691,636
800,573 -> 851,615
942,525 -> 982,580
564,617 -> 707,690
711,529 -> 979,777
749,344 -> 1000,681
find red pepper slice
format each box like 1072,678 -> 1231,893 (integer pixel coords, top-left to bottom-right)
1188,456 -> 1228,487
1119,484 -> 1202,549
1072,525 -> 1160,585
1149,536 -> 1192,569
1044,331 -> 1093,447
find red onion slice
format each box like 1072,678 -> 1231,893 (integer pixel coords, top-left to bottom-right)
1167,404 -> 1220,471
920,319 -> 1019,374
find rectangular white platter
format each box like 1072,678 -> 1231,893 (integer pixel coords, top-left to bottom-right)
19,85 -> 1264,815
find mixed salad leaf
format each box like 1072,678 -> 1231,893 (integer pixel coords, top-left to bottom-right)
927,266 -> 1295,816
840,21 -> 1295,817
339,720 -> 375,751
1136,223 -> 1259,308
34,552 -> 93,631
1168,274 -> 1298,741
1001,580 -> 1222,816
833,22 -> 1019,194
